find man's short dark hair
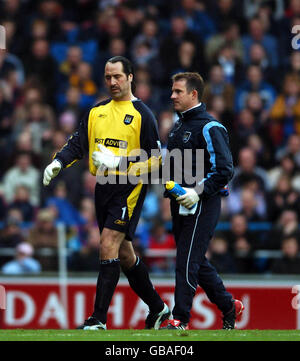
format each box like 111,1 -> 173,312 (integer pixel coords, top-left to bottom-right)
107,56 -> 134,78
172,72 -> 205,101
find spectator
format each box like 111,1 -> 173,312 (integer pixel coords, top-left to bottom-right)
69,61 -> 98,109
68,226 -> 100,272
2,152 -> 40,206
59,45 -> 83,83
202,64 -> 235,111
234,65 -> 276,113
205,21 -> 244,65
232,235 -> 255,273
223,213 -> 257,250
27,208 -> 57,246
45,181 -> 84,227
267,174 -> 300,222
146,219 -> 176,274
23,38 -> 58,105
271,236 -> 300,274
209,236 -> 237,274
276,134 -> 300,168
230,147 -> 270,192
269,74 -> 300,146
0,215 -> 24,248
131,17 -> 160,62
27,208 -> 58,270
266,209 -> 300,250
242,16 -> 279,68
159,15 -> 206,82
268,153 -> 300,191
1,242 -> 41,274
175,0 -> 217,41
8,185 -> 35,222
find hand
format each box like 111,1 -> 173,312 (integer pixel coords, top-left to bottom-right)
92,144 -> 121,170
43,160 -> 62,186
176,187 -> 199,209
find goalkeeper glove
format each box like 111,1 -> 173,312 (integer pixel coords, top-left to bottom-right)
176,187 -> 200,209
92,144 -> 121,170
43,159 -> 62,186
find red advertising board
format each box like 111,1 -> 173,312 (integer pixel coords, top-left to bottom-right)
0,278 -> 299,330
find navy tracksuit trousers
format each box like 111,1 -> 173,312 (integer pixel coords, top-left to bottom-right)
170,194 -> 233,324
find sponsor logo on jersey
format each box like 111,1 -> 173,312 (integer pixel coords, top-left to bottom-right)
95,138 -> 128,149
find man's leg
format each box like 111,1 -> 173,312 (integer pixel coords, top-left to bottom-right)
119,239 -> 170,328
198,258 -> 233,314
171,195 -> 233,325
91,228 -> 125,324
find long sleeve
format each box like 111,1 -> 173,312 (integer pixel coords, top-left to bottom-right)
54,112 -> 89,168
200,122 -> 234,196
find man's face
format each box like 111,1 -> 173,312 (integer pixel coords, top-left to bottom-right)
171,79 -> 196,112
104,61 -> 132,100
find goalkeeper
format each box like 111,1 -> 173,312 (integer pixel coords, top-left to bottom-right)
43,56 -> 170,330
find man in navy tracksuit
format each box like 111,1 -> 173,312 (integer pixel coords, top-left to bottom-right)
163,72 -> 244,330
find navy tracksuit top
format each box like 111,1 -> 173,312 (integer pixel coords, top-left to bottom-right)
166,102 -> 234,197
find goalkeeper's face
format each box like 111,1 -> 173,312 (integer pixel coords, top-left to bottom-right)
104,61 -> 133,101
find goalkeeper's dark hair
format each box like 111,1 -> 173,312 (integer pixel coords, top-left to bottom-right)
172,72 -> 205,102
107,56 -> 136,93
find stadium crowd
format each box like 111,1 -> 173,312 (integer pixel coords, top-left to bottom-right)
1,0 -> 300,275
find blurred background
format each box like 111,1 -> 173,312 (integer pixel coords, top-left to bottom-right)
0,0 -> 300,280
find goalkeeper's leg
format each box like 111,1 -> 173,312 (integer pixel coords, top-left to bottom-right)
119,240 -> 170,329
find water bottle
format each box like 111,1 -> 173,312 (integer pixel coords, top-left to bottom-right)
165,181 -> 197,209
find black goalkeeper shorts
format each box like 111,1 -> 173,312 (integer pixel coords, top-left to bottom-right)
94,181 -> 147,241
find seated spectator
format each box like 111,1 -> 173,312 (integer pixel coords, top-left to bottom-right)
59,45 -> 83,83
2,152 -> 40,206
45,181 -> 84,227
213,43 -> 244,85
159,15 -> 206,83
205,21 -> 244,65
68,226 -> 100,272
69,61 -> 98,106
275,134 -> 300,169
202,64 -> 235,111
23,38 -> 58,105
1,242 -> 41,275
271,236 -> 300,274
27,208 -> 58,249
8,185 -> 35,222
242,16 -> 279,68
269,74 -> 300,147
232,235 -> 255,273
145,219 -> 176,274
221,213 -> 255,252
266,209 -> 300,250
239,187 -> 266,222
208,237 -> 237,274
230,147 -> 270,192
234,65 -> 276,113
175,0 -> 216,42
248,42 -> 279,90
268,153 -> 300,192
0,215 -> 24,248
267,174 -> 300,222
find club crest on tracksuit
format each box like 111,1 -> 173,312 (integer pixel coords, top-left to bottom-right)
124,114 -> 134,125
183,131 -> 192,143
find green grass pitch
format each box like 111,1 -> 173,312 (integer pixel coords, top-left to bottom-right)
1,329 -> 300,341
